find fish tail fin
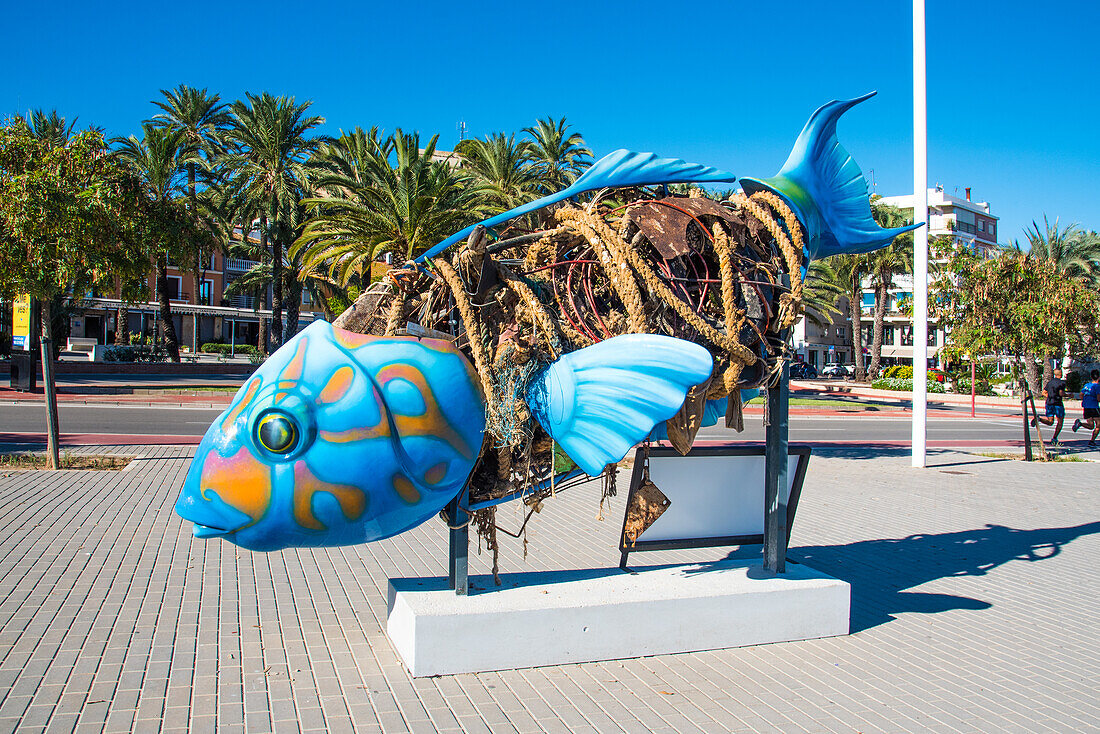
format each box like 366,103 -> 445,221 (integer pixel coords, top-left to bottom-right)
740,91 -> 922,261
525,335 -> 713,476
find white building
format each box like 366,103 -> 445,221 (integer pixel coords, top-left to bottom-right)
792,297 -> 853,369
848,187 -> 1000,367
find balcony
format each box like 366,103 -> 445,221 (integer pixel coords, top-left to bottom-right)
225,258 -> 259,273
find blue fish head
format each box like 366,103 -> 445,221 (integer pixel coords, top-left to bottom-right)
175,320 -> 487,551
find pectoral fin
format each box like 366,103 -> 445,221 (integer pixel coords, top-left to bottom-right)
526,335 -> 713,475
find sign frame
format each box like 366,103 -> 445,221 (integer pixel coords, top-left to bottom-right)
618,443 -> 811,569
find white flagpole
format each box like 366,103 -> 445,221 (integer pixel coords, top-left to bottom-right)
912,0 -> 929,467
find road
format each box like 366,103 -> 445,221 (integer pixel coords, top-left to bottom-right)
0,399 -> 1054,448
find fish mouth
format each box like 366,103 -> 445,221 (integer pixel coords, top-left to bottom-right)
191,522 -> 238,539
176,484 -> 252,541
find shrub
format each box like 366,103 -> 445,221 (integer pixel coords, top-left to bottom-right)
952,378 -> 994,396
201,342 -> 260,357
104,344 -> 166,363
884,365 -> 914,379
871,377 -> 945,393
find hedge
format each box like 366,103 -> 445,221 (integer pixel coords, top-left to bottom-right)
201,342 -> 261,357
871,377 -> 945,393
883,365 -> 914,379
103,345 -> 167,363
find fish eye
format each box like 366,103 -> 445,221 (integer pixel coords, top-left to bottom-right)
256,412 -> 299,455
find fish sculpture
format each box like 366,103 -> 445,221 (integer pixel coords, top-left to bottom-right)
176,92 -> 919,552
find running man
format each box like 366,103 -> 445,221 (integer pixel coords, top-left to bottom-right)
1072,369 -> 1100,447
1033,367 -> 1067,445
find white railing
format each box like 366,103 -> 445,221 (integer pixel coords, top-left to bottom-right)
225,258 -> 259,272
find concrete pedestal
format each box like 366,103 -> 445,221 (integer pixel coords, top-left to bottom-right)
386,559 -> 850,677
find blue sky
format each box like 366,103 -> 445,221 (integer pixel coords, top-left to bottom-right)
3,1 -> 1097,243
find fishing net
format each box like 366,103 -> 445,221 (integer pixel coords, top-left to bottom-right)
334,189 -> 805,508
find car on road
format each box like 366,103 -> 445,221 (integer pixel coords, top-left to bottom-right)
821,363 -> 853,378
789,362 -> 818,379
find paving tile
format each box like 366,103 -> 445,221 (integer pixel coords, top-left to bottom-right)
0,447 -> 1097,733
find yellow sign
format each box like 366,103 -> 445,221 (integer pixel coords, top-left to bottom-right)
12,294 -> 31,350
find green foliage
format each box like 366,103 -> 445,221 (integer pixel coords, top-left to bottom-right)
0,121 -> 151,303
951,377 -> 994,396
931,241 -> 1099,371
884,365 -> 914,379
103,344 -> 167,362
871,377 -> 945,393
296,130 -> 490,281
801,259 -> 844,326
200,342 -> 260,357
521,116 -> 592,194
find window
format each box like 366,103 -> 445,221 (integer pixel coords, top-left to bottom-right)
166,276 -> 183,300
836,326 -> 846,340
978,221 -> 985,232
808,350 -> 818,367
302,289 -> 312,306
199,279 -> 213,304
882,325 -> 895,346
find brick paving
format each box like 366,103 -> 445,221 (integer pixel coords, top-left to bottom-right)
0,445 -> 1097,733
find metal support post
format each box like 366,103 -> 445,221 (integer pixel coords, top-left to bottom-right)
1021,381 -> 1033,462
764,361 -> 790,573
446,490 -> 469,595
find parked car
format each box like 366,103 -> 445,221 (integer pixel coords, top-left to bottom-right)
821,363 -> 852,378
789,362 -> 818,379
928,368 -> 947,383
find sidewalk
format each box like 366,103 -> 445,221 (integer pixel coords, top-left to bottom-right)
0,446 -> 1096,732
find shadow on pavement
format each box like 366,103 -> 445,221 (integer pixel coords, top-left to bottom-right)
792,521 -> 1100,632
811,446 -> 974,461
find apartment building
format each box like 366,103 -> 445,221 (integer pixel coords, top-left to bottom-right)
67,229 -> 327,350
853,186 -> 1000,367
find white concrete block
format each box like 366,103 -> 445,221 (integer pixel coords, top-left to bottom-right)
386,559 -> 850,677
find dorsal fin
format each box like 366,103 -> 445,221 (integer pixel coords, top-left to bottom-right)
740,92 -> 921,260
416,150 -> 736,262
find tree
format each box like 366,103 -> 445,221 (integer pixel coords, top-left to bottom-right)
114,124 -> 202,362
461,132 -> 541,215
826,253 -> 871,381
522,116 -> 592,194
221,92 -> 325,350
931,241 -> 1099,396
150,85 -> 230,350
866,202 -> 915,377
294,130 -> 489,283
1018,216 -> 1100,389
801,259 -> 844,328
0,119 -> 152,466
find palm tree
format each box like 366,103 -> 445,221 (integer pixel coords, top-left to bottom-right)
866,203 -> 915,378
461,132 -> 541,216
150,85 -> 230,350
221,92 -> 325,350
114,124 -> 199,362
17,109 -> 79,148
1017,216 -> 1100,389
522,116 -> 592,194
295,130 -> 489,284
801,260 -> 844,328
827,253 -> 871,381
